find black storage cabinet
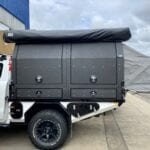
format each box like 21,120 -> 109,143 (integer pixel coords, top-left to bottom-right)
4,28 -> 131,102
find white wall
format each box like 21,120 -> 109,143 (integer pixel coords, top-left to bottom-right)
0,23 -> 9,30
0,7 -> 25,29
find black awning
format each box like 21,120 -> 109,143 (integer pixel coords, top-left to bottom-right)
3,28 -> 131,44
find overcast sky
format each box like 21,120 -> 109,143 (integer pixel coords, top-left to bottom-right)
30,0 -> 150,55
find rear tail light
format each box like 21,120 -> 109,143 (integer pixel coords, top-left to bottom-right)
8,56 -> 12,71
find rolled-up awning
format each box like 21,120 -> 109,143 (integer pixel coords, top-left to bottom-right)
3,28 -> 131,44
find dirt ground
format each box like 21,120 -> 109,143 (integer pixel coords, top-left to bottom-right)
0,92 -> 150,150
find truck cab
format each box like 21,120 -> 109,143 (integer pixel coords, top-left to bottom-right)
0,55 -> 11,124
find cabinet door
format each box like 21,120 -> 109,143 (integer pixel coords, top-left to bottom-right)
71,43 -> 116,85
17,44 -> 62,85
71,89 -> 116,98
17,89 -> 62,99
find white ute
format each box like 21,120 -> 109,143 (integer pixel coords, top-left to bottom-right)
0,54 -> 119,149
0,55 -> 11,125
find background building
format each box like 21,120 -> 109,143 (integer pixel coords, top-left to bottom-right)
0,0 -> 29,29
0,0 -> 30,54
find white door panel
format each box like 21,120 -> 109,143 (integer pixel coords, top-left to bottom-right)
0,56 -> 11,122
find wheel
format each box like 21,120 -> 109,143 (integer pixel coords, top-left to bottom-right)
28,109 -> 68,150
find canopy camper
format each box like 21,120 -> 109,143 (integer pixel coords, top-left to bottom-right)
0,28 -> 131,150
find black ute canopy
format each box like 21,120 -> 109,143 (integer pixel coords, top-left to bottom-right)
3,28 -> 131,44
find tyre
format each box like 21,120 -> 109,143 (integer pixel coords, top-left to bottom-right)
28,109 -> 68,150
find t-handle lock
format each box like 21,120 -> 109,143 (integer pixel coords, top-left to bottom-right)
90,91 -> 97,96
35,90 -> 42,97
35,75 -> 43,83
90,75 -> 97,83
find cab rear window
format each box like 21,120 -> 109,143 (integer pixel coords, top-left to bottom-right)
0,63 -> 3,77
